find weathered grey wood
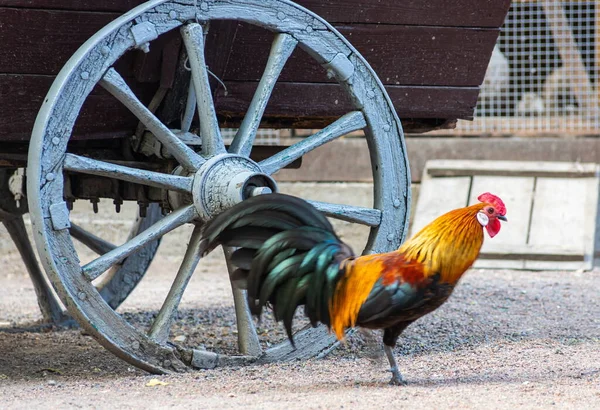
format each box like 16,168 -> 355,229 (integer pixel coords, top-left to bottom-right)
100,68 -> 204,172
83,204 -> 197,281
260,111 -> 366,174
149,224 -> 203,344
64,153 -> 194,193
224,247 -> 262,357
479,245 -> 585,262
527,177 -> 598,270
307,200 -> 381,227
27,0 -> 410,373
180,23 -> 226,157
258,325 -> 339,363
229,33 -> 298,157
426,160 -> 600,179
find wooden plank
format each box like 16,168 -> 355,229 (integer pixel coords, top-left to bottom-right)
427,160 -> 600,179
1,0 -> 511,27
0,8 -> 119,75
479,245 -> 585,261
408,176 -> 471,236
0,1 -> 144,12
215,82 -> 479,126
223,23 -> 499,87
406,137 -> 600,182
432,116 -> 600,135
274,137 -> 600,184
296,0 -> 511,27
527,177 -> 598,270
0,74 -> 476,141
0,74 -> 156,141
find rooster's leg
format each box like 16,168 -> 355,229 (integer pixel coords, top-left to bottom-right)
384,344 -> 406,386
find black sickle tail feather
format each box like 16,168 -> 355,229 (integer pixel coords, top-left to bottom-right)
200,193 -> 355,344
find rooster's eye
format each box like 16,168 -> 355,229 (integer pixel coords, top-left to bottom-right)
487,208 -> 494,214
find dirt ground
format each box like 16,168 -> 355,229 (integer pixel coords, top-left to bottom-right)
0,183 -> 599,409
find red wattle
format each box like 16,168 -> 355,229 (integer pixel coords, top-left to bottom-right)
485,218 -> 501,238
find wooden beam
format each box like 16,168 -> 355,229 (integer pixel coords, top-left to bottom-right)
425,159 -> 599,178
274,137 -> 600,183
479,246 -> 585,262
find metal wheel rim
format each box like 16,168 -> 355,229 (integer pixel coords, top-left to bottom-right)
27,0 -> 410,373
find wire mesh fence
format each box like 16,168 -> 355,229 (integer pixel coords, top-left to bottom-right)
453,0 -> 599,135
221,128 -> 281,145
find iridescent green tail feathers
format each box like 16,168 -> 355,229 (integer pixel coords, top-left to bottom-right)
199,193 -> 354,343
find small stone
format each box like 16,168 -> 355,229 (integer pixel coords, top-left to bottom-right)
52,137 -> 60,145
367,90 -> 375,99
306,25 -> 313,33
77,291 -> 86,300
132,341 -> 140,350
393,199 -> 401,208
45,173 -> 55,181
277,11 -> 286,20
47,380 -> 57,386
100,46 -> 111,55
169,10 -> 178,19
386,234 -> 394,242
200,2 -> 209,11
80,71 -> 90,80
173,335 -> 187,343
383,124 -> 391,132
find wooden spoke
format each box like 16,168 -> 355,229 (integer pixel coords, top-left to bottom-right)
82,205 -> 197,281
100,68 -> 204,171
307,200 -> 382,227
181,23 -> 226,157
64,154 -> 193,193
70,223 -> 116,255
229,33 -> 298,157
180,81 -> 197,133
260,111 -> 366,174
148,224 -> 203,344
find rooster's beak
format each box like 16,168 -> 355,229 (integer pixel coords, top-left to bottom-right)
497,215 -> 507,222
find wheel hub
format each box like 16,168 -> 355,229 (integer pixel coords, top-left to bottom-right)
186,154 -> 277,221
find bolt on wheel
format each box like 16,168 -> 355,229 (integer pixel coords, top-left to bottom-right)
27,0 -> 410,373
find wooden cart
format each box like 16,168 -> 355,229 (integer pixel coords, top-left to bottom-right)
0,0 -> 510,373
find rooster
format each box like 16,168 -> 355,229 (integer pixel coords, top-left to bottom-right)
199,192 -> 506,385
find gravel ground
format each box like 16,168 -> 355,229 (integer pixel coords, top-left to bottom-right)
0,183 -> 599,409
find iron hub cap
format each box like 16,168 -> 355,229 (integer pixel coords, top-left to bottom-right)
189,154 -> 277,221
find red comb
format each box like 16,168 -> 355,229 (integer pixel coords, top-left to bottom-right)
477,192 -> 506,216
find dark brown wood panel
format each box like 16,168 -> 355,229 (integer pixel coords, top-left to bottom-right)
1,8 -> 498,87
0,74 -> 476,141
222,23 -> 499,87
1,0 -> 511,28
0,8 -> 119,75
0,1 -> 145,12
0,74 -> 156,141
296,0 -> 511,27
214,81 -> 479,128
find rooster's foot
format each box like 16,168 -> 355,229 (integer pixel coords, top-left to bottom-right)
388,367 -> 407,386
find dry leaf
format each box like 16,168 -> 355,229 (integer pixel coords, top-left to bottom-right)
146,378 -> 169,387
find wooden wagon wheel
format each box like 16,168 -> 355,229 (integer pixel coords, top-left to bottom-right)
0,169 -> 161,327
27,0 -> 410,373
